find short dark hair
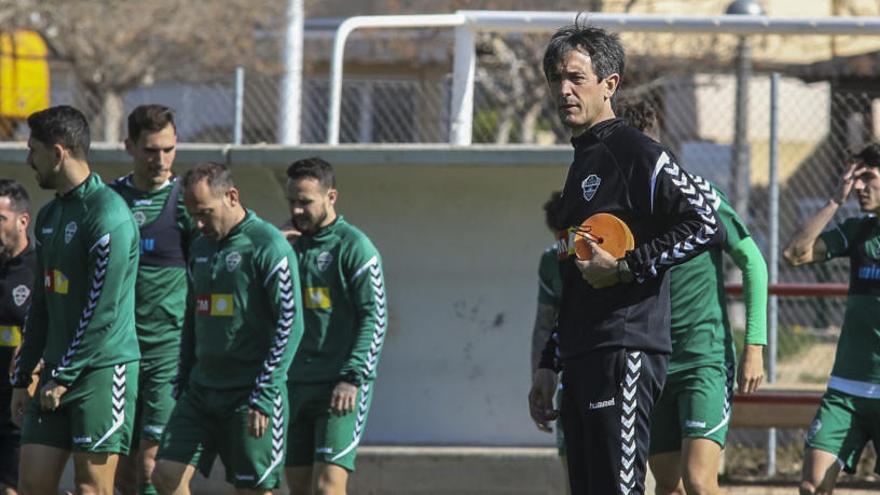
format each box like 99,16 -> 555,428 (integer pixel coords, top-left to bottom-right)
543,17 -> 625,84
183,162 -> 235,195
0,179 -> 30,214
128,104 -> 176,142
616,97 -> 659,136
27,105 -> 91,159
286,157 -> 336,190
543,190 -> 564,231
854,143 -> 880,168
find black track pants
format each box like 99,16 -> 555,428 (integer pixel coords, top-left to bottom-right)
561,348 -> 668,495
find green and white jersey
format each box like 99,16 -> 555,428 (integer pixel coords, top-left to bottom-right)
181,210 -> 304,415
111,174 -> 197,360
288,216 -> 387,386
819,215 -> 880,394
12,173 -> 141,388
668,182 -> 765,374
537,246 -> 562,308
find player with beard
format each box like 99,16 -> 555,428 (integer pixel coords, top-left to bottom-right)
11,105 -> 141,494
0,180 -> 36,495
784,143 -> 880,494
282,157 -> 387,495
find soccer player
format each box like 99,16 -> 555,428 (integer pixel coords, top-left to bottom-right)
10,105 -> 141,494
620,96 -> 769,494
783,143 -> 880,495
528,22 -> 724,494
0,180 -> 36,495
283,157 -> 387,495
529,191 -> 568,494
649,180 -> 767,495
530,191 -> 564,383
110,105 -> 197,495
153,162 -> 303,495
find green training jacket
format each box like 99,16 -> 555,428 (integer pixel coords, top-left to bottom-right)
12,173 -> 141,388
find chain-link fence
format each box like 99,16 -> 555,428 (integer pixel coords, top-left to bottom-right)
2,25 -> 879,484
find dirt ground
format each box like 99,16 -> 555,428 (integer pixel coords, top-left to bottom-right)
774,341 -> 837,388
724,485 -> 877,494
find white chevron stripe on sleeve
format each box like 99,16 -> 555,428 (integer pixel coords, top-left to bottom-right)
353,255 -> 378,280
53,234 -> 111,377
649,152 -> 670,214
358,258 -> 387,379
263,257 -> 289,287
642,169 -> 720,281
250,262 -> 296,407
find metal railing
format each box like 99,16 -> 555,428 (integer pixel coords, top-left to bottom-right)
325,11 -> 880,145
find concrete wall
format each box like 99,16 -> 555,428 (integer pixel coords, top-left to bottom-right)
0,144 -> 572,446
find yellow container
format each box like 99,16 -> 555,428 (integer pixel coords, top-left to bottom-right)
0,30 -> 50,119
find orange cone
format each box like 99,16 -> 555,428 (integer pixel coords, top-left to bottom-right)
572,212 -> 635,261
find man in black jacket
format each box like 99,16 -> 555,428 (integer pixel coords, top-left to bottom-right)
528,22 -> 725,495
0,180 -> 36,495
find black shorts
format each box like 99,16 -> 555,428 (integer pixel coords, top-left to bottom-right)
561,348 -> 667,495
0,386 -> 20,488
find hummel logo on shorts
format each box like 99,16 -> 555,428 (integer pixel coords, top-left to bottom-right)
73,436 -> 92,444
588,398 -> 615,410
685,420 -> 707,429
316,447 -> 333,454
234,474 -> 255,481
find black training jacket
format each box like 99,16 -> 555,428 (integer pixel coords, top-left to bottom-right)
0,244 -> 36,392
540,118 -> 726,368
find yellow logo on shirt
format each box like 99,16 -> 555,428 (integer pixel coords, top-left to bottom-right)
0,325 -> 21,347
44,269 -> 69,294
305,287 -> 331,309
196,294 -> 234,316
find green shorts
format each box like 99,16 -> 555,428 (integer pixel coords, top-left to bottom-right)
286,381 -> 375,472
805,388 -> 880,475
157,384 -> 288,490
649,363 -> 734,455
21,362 -> 139,455
133,355 -> 177,444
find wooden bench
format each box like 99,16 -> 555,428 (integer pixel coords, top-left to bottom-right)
731,389 -> 824,428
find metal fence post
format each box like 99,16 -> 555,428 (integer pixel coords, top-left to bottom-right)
767,71 -> 781,477
233,66 -> 245,145
279,0 -> 303,145
732,36 -> 752,223
450,24 -> 475,145
358,84 -> 373,143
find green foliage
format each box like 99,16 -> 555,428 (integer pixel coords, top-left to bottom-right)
472,109 -> 516,143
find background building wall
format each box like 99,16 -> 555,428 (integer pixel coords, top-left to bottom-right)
0,146 -> 571,446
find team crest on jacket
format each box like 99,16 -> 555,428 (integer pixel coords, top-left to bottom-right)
865,237 -> 880,260
64,221 -> 77,244
12,285 -> 30,306
225,252 -> 241,272
317,251 -> 333,272
581,174 -> 601,202
133,211 -> 147,226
